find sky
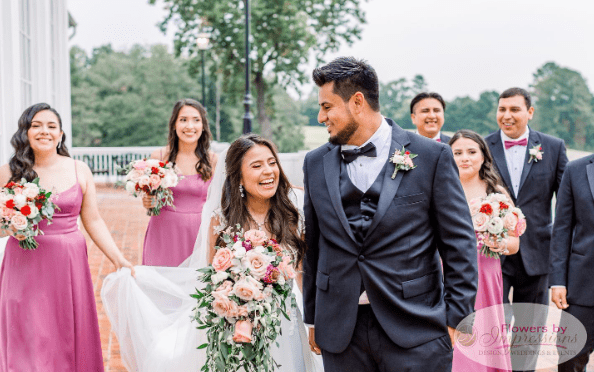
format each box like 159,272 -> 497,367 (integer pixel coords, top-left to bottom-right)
68,0 -> 594,101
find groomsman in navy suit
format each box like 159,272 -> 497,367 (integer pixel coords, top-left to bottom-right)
486,87 -> 567,307
550,154 -> 594,371
303,57 -> 478,372
410,92 -> 451,143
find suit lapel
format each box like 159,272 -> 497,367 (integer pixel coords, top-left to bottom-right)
366,120 -> 410,238
489,132 -> 514,197
517,130 -> 540,196
323,145 -> 357,244
586,157 -> 594,202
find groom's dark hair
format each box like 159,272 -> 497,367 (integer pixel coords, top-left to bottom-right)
313,57 -> 380,112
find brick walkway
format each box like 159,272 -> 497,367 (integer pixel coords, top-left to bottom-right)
88,185 -> 593,371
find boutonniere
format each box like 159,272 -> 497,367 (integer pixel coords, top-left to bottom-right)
389,147 -> 417,179
528,144 -> 543,163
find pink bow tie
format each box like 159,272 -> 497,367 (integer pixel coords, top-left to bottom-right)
504,138 -> 528,149
436,138 -> 441,143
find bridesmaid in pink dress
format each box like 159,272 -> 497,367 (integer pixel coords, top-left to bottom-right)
450,130 -> 519,372
0,103 -> 134,371
450,129 -> 520,372
141,99 -> 217,266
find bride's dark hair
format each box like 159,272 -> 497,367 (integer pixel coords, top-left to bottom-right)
220,134 -> 307,265
9,103 -> 70,183
449,129 -> 502,195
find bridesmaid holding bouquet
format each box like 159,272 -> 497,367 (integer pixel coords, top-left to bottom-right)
141,99 -> 217,266
0,103 -> 134,371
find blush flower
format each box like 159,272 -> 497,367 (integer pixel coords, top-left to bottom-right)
10,213 -> 28,231
472,213 -> 489,232
233,276 -> 262,302
212,248 -> 234,272
244,229 -> 267,246
233,320 -> 253,343
242,250 -> 272,280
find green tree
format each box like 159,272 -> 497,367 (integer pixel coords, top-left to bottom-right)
530,62 -> 594,150
149,0 -> 366,147
446,91 -> 499,135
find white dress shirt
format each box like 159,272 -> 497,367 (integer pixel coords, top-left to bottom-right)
341,118 -> 392,192
415,130 -> 442,142
501,128 -> 530,198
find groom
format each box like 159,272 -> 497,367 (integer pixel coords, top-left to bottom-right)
302,57 -> 478,372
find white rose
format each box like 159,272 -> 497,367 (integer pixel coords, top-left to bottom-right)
26,203 -> 39,219
138,175 -> 151,187
23,183 -> 40,198
126,169 -> 144,182
511,207 -> 525,219
232,241 -> 246,258
0,192 -> 10,205
146,159 -> 160,167
487,217 -> 504,235
161,172 -> 178,188
10,212 -> 28,231
392,154 -> 405,164
125,181 -> 136,194
14,194 -> 27,208
211,271 -> 229,284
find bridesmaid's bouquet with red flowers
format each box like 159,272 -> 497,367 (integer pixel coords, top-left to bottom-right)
193,226 -> 297,372
469,193 -> 527,258
0,178 -> 58,250
122,159 -> 182,216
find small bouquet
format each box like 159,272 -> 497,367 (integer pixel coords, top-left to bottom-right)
0,178 -> 58,250
122,159 -> 181,216
193,226 -> 297,372
469,193 -> 527,258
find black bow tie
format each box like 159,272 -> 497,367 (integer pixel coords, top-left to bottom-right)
341,142 -> 377,164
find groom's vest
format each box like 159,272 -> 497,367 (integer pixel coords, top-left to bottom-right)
339,162 -> 386,246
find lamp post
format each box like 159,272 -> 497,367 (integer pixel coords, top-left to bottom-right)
196,33 -> 210,110
242,0 -> 253,134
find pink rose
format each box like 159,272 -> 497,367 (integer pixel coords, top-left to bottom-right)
133,160 -> 148,170
212,248 -> 234,272
241,250 -> 272,280
472,213 -> 489,232
225,300 -> 240,318
1,206 -> 15,220
10,213 -> 28,231
503,212 -> 519,231
244,229 -> 267,246
233,276 -> 262,302
149,174 -> 161,189
13,187 -> 23,196
213,280 -> 234,298
212,295 -> 234,317
404,156 -> 414,168
536,153 -> 543,160
233,320 -> 253,343
22,183 -> 40,198
278,256 -> 296,280
468,198 -> 482,216
515,218 -> 527,237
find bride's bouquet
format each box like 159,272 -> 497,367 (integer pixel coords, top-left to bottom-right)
122,159 -> 181,216
193,226 -> 297,372
470,193 -> 527,258
0,178 -> 58,250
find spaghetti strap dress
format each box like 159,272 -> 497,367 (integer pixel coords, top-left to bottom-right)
0,165 -> 104,372
142,173 -> 211,267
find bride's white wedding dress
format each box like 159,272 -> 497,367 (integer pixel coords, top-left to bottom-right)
101,148 -> 323,372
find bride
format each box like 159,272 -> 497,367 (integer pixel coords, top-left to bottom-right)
101,134 -> 323,372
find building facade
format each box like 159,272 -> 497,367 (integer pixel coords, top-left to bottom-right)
0,0 -> 73,166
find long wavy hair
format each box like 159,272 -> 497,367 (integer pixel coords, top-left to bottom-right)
166,99 -> 213,180
219,134 -> 307,265
449,129 -> 502,195
9,103 -> 70,183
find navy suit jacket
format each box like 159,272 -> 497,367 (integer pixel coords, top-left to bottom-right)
550,154 -> 594,306
486,129 -> 568,276
440,132 -> 451,144
302,118 -> 478,353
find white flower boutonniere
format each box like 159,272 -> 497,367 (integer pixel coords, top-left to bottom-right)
389,147 -> 417,179
528,145 -> 543,163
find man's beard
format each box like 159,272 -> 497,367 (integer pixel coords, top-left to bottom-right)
329,119 -> 359,145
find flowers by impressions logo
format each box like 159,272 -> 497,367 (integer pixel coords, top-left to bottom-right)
455,303 -> 587,370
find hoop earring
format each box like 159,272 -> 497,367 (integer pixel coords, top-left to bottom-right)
239,184 -> 245,198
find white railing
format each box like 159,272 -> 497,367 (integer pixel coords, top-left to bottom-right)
70,144 -> 308,187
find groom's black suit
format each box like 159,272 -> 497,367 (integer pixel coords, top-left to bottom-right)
303,119 -> 478,370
